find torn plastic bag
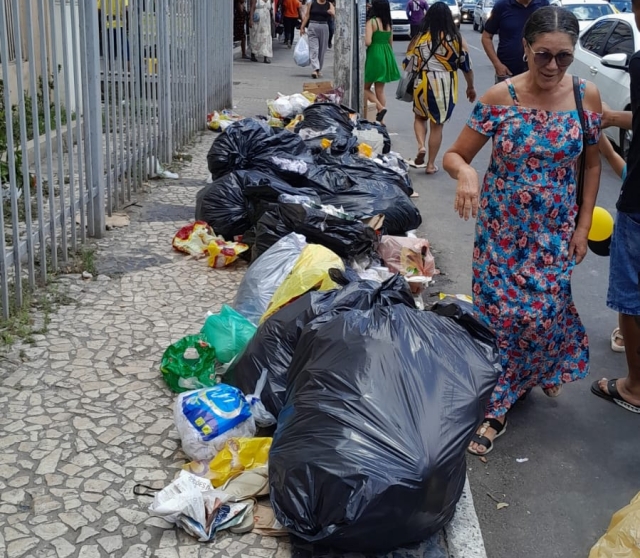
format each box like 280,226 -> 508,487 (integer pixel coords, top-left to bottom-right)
378,235 -> 436,278
233,233 -> 308,326
269,299 -> 501,552
261,244 -> 344,322
355,119 -> 391,154
207,119 -> 314,181
172,222 -> 219,257
252,203 -> 378,262
227,273 -> 415,419
589,491 -> 640,558
195,172 -> 250,241
174,384 -> 256,462
201,306 -> 257,364
295,103 -> 355,137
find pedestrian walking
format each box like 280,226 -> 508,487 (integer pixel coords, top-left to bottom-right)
364,0 -> 401,125
328,0 -> 336,48
300,0 -> 335,78
406,0 -> 429,37
235,0 -> 250,59
249,0 -> 274,64
591,0 -> 640,414
406,2 -> 475,175
282,0 -> 302,47
443,6 -> 603,455
482,0 -> 548,82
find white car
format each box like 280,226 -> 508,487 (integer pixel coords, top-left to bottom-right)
473,0 -> 494,32
572,13 -> 637,157
390,2 -> 411,38
551,0 -> 615,30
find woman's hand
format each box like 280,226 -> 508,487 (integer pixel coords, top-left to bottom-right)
466,86 -> 476,103
300,26 -> 305,35
328,2 -> 336,16
454,166 -> 480,220
569,227 -> 588,264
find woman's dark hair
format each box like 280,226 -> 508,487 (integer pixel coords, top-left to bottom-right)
523,6 -> 580,46
419,2 -> 461,54
370,0 -> 393,29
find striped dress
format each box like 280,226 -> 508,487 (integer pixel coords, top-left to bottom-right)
408,31 -> 471,124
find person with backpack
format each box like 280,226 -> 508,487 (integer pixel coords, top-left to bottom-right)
406,0 -> 429,37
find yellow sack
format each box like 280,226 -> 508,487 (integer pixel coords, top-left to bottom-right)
261,244 -> 344,323
208,437 -> 272,488
589,492 -> 640,558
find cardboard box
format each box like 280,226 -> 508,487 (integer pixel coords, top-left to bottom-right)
302,80 -> 334,95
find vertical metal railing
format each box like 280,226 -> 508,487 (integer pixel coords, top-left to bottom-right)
0,0 -> 233,320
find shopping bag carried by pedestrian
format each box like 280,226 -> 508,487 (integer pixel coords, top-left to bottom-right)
294,36 -> 310,67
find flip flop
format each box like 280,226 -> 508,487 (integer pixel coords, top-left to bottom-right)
425,165 -> 439,175
228,499 -> 256,535
611,327 -> 625,353
467,418 -> 508,456
414,150 -> 426,167
410,191 -> 420,199
220,466 -> 269,501
591,379 -> 640,414
376,109 -> 387,123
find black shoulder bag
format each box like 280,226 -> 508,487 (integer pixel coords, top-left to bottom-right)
573,75 -> 587,209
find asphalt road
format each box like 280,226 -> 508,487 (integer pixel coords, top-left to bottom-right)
386,26 -> 640,558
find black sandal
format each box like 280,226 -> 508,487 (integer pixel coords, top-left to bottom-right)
251,53 -> 258,62
376,108 -> 387,122
591,379 -> 640,414
467,418 -> 508,456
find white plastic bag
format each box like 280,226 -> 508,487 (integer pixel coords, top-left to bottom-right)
294,36 -> 310,67
233,233 -> 307,325
272,96 -> 295,118
289,93 -> 311,114
174,384 -> 256,462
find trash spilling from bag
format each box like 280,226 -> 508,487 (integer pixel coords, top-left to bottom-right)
145,94 -> 505,551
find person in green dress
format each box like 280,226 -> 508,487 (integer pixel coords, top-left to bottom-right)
365,0 -> 401,124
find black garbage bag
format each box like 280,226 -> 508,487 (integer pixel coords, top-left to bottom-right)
251,203 -> 378,261
269,300 -> 501,553
194,172 -> 250,240
207,119 -> 314,181
295,103 -> 355,136
227,274 -> 415,419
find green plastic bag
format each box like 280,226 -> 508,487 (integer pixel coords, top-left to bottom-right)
201,305 -> 257,364
160,334 -> 217,393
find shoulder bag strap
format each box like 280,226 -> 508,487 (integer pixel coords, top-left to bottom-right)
573,75 -> 587,208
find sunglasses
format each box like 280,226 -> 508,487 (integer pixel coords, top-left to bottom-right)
527,44 -> 574,69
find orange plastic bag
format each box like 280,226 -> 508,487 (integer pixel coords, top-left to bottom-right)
589,491 -> 640,558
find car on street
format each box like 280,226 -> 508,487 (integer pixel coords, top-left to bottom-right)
551,0 -> 615,30
473,0 -> 494,32
571,12 -> 637,157
390,2 -> 411,38
460,0 -> 476,23
433,0 -> 462,26
610,0 -> 632,12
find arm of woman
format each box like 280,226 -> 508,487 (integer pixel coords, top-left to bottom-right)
570,81 -> 603,264
249,0 -> 257,27
328,1 -> 335,16
300,3 -> 311,34
365,18 -> 373,47
459,38 -> 475,101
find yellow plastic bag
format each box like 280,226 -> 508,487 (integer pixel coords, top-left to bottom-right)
589,492 -> 640,558
172,221 -> 218,257
207,239 -> 249,268
208,437 -> 272,488
261,244 -> 344,323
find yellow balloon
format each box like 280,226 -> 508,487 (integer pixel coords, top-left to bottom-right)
588,206 -> 614,242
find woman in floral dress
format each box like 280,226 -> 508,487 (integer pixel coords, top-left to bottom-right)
443,6 -> 602,456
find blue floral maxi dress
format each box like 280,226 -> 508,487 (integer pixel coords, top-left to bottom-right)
467,79 -> 601,419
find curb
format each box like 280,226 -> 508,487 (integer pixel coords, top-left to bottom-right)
446,477 -> 488,558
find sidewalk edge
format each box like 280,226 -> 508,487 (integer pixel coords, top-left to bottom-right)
445,476 -> 488,558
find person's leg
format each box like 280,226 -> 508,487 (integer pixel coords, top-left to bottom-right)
374,82 -> 386,111
426,121 -> 443,173
307,24 -> 320,74
364,83 -> 382,111
284,17 -> 294,45
414,115 -> 427,151
316,22 -> 328,72
241,36 -> 247,57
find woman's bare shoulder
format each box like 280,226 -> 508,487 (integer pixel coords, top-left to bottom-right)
478,81 -> 513,106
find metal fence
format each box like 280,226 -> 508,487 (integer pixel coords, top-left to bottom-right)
0,0 -> 233,319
